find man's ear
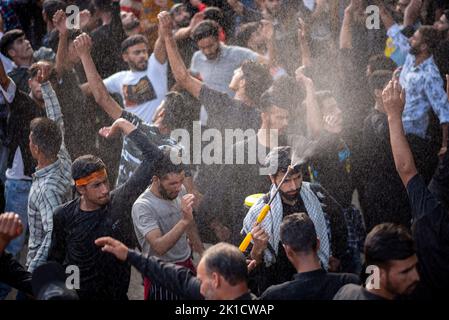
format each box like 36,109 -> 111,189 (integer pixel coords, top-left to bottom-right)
7,48 -> 16,59
283,244 -> 296,261
239,77 -> 246,91
76,185 -> 86,196
269,174 -> 276,185
212,272 -> 220,288
122,52 -> 129,63
315,237 -> 321,252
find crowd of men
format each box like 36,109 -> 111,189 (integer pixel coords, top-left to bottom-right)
0,0 -> 448,301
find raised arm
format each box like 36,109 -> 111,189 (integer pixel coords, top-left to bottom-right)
403,0 -> 423,27
153,23 -> 167,65
144,194 -> 195,256
173,11 -> 204,41
74,33 -> 122,120
375,0 -> 395,31
382,80 -> 417,186
95,236 -> 203,299
52,10 -> 70,79
339,1 -> 354,49
296,67 -> 322,138
158,11 -> 202,98
0,55 -> 17,104
298,18 -> 312,66
37,62 -> 71,163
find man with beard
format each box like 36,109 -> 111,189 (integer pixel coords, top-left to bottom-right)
82,28 -> 167,123
0,29 -> 34,93
189,19 -> 260,97
334,223 -> 420,300
48,117 -> 164,300
242,146 -> 350,295
46,32 -> 170,300
132,152 -> 204,300
388,24 -> 449,184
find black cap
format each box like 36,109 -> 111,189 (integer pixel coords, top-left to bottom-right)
0,29 -> 25,58
32,262 -> 79,300
264,146 -> 294,176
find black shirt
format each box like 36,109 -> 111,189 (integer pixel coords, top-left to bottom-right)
0,251 -> 32,295
199,85 -> 261,133
48,128 -> 163,300
54,70 -> 97,159
127,250 -> 257,300
197,135 -> 271,245
6,89 -> 45,177
407,174 -> 449,299
260,269 -> 360,300
333,284 -> 385,300
360,110 -> 411,231
9,67 -> 29,93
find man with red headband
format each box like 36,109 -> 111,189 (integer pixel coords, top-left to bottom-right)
46,30 -> 166,300
48,117 -> 165,300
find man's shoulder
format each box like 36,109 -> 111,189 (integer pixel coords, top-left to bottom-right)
327,272 -> 360,286
132,189 -> 158,211
261,280 -> 296,299
224,45 -> 257,59
333,284 -> 383,300
53,198 -> 79,219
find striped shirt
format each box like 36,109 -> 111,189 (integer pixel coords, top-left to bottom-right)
26,82 -> 73,272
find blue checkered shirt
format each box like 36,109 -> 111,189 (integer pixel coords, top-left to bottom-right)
26,82 -> 73,272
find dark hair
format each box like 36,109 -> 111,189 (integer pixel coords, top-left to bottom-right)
30,117 -> 62,159
419,25 -> 442,54
71,154 -> 106,181
153,150 -> 185,179
202,243 -> 248,286
280,213 -> 318,253
92,0 -> 113,13
264,146 -> 302,176
0,29 -> 25,58
368,70 -> 393,94
48,28 -> 82,53
259,75 -> 305,112
365,223 -> 416,268
203,7 -> 224,27
121,34 -> 148,54
191,20 -> 220,42
28,63 -> 41,79
235,22 -> 260,48
367,54 -> 396,73
162,90 -> 201,129
241,60 -> 273,104
43,0 -> 67,21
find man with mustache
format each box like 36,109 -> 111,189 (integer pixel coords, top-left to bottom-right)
242,146 -> 350,295
131,151 -> 204,300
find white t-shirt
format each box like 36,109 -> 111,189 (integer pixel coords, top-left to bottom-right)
103,53 -> 168,123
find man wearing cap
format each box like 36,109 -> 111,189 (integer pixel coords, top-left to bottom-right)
0,29 -> 34,92
241,146 -> 350,295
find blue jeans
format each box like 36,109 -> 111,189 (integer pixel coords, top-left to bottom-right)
0,178 -> 31,300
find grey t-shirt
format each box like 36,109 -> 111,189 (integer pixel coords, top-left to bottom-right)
190,44 -> 258,97
132,188 -> 191,263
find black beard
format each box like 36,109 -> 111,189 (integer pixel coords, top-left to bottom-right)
177,18 -> 190,28
159,184 -> 177,200
280,187 -> 301,202
124,20 -> 140,32
409,47 -> 420,56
